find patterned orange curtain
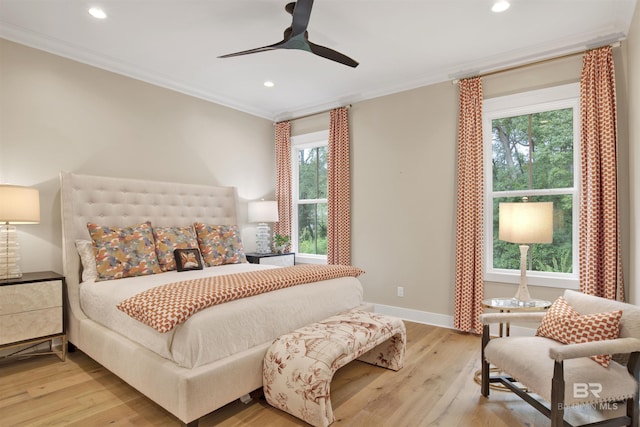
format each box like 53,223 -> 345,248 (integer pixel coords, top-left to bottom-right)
579,46 -> 624,301
453,77 -> 484,334
274,121 -> 292,247
327,107 -> 351,265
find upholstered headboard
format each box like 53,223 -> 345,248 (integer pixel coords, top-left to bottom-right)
59,171 -> 239,344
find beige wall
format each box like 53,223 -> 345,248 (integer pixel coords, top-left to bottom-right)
349,83 -> 458,313
0,39 -> 275,273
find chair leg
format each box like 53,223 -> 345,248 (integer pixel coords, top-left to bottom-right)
481,324 -> 490,397
628,352 -> 639,427
550,361 -> 565,427
626,396 -> 638,427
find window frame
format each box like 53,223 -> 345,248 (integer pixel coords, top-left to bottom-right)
290,130 -> 329,265
483,83 -> 580,289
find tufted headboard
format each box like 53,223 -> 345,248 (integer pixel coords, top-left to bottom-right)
59,171 -> 239,344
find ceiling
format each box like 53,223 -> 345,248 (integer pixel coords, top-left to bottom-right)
0,0 -> 637,121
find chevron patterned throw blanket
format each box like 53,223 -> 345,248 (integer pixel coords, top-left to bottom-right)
117,264 -> 365,333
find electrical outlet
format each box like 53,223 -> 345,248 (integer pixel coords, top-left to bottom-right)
397,286 -> 404,297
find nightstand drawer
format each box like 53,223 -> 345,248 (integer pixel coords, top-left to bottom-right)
246,253 -> 295,267
0,306 -> 63,344
0,280 -> 62,315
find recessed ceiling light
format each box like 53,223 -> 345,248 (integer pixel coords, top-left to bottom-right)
491,0 -> 510,13
88,7 -> 107,19
264,81 -> 275,88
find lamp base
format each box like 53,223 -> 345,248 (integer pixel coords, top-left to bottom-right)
513,281 -> 531,301
0,269 -> 22,280
255,223 -> 272,254
0,225 -> 22,280
513,244 -> 531,301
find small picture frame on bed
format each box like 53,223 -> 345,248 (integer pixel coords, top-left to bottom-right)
174,248 -> 203,271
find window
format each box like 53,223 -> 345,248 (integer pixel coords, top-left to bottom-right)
291,130 -> 329,264
483,83 -> 579,289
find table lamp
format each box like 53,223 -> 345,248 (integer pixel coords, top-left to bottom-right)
248,200 -> 279,254
0,185 -> 40,279
499,200 -> 553,301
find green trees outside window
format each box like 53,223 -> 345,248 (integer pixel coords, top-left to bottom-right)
297,146 -> 328,255
491,108 -> 575,274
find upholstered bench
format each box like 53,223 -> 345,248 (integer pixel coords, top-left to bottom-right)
263,309 -> 406,427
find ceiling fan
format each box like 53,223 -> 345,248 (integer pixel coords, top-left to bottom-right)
218,0 -> 359,68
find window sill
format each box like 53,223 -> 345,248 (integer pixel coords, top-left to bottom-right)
485,270 -> 579,290
294,254 -> 327,265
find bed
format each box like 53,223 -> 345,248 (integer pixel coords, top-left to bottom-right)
60,172 -> 370,426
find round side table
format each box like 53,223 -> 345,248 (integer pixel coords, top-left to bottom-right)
482,298 -> 552,337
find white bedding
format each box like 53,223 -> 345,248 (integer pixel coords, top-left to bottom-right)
80,263 -> 364,368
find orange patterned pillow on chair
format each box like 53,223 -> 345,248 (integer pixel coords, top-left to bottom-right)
535,296 -> 622,367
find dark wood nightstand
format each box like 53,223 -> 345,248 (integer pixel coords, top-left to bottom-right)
0,271 -> 66,362
246,252 -> 295,267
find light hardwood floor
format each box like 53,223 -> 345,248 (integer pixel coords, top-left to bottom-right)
0,322 -> 621,426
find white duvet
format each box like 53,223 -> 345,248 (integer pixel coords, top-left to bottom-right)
79,263 -> 364,368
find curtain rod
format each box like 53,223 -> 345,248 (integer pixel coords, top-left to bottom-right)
275,104 -> 352,124
451,41 -> 621,84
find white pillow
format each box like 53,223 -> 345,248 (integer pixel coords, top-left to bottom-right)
75,239 -> 97,282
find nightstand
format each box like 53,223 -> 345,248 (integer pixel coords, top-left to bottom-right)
246,252 -> 295,267
0,271 -> 66,362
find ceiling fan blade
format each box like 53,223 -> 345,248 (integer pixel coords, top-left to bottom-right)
217,41 -> 283,58
218,0 -> 359,68
218,1 -> 306,59
290,0 -> 313,38
308,41 -> 359,68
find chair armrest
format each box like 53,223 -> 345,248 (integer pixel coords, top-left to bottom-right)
548,337 -> 640,362
479,312 -> 546,325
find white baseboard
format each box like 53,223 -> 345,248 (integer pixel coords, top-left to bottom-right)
373,303 -> 536,337
374,304 -> 455,329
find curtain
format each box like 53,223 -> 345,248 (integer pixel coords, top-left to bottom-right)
327,107 -> 351,265
579,46 -> 624,301
453,77 -> 484,334
274,121 -> 292,249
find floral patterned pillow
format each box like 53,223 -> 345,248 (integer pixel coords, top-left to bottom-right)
87,221 -> 162,281
194,223 -> 247,267
152,225 -> 199,271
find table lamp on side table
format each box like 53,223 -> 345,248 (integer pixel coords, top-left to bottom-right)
498,200 -> 553,301
0,185 -> 40,279
248,200 -> 279,255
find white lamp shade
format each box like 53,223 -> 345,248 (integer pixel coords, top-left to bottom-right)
248,200 -> 279,223
0,185 -> 40,224
499,202 -> 553,244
